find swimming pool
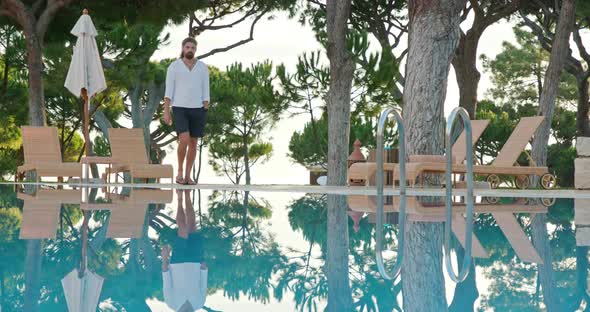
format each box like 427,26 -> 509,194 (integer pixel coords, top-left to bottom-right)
0,182 -> 586,311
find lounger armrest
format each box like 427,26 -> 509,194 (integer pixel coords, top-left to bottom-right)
81,156 -> 114,164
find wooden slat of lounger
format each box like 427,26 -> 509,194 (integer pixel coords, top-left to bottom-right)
406,120 -> 490,165
493,116 -> 543,167
34,189 -> 81,203
450,119 -> 490,164
108,128 -> 150,164
20,201 -> 60,239
349,162 -> 548,187
21,126 -> 62,164
451,214 -> 489,258
130,189 -> 173,204
404,214 -> 488,258
389,162 -> 548,182
107,203 -> 148,238
19,127 -> 83,179
492,212 -> 543,263
347,195 -> 547,214
127,164 -> 173,180
107,128 -> 172,180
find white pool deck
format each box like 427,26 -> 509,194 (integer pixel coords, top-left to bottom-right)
3,181 -> 590,199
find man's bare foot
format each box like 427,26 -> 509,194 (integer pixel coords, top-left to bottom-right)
184,177 -> 196,185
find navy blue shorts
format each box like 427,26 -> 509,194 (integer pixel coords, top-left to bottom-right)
171,232 -> 204,264
172,107 -> 207,138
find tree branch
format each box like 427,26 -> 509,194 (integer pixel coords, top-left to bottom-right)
0,0 -> 28,27
573,28 -> 590,65
32,0 -> 45,15
196,9 -> 267,60
36,0 -> 73,42
191,3 -> 258,34
480,0 -> 520,29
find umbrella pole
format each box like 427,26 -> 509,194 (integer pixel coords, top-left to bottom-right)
80,212 -> 89,277
81,87 -> 89,277
82,88 -> 90,157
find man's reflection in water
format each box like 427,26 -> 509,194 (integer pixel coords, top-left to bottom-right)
161,189 -> 208,311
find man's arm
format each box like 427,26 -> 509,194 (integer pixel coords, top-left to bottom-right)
202,64 -> 210,109
162,245 -> 173,303
163,64 -> 175,125
196,263 -> 208,308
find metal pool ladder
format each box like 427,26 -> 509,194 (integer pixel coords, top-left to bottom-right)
444,107 -> 475,283
375,107 -> 406,280
374,106 -> 476,283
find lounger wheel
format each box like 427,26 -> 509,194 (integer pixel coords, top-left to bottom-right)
541,198 -> 555,207
515,175 -> 529,189
540,173 -> 556,190
486,174 -> 500,189
484,196 -> 499,204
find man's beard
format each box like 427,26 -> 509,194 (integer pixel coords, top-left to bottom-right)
184,52 -> 194,60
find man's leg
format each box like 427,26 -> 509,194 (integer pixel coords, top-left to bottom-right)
175,190 -> 189,238
184,189 -> 197,233
177,132 -> 190,181
184,137 -> 199,182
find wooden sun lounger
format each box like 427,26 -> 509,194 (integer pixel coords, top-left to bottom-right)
350,195 -> 489,258
408,119 -> 490,164
492,212 -> 543,263
349,117 -> 550,187
81,189 -> 172,238
18,189 -> 81,239
350,195 -> 546,263
17,127 -> 82,182
105,128 -> 173,182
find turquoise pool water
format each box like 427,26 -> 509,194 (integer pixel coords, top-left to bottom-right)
0,184 -> 585,311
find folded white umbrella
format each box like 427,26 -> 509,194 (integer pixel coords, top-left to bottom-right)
61,268 -> 104,312
64,9 -> 107,175
64,11 -> 106,98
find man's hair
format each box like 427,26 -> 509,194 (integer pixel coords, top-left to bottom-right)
180,37 -> 198,58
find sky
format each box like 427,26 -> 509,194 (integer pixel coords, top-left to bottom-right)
141,11 -> 528,311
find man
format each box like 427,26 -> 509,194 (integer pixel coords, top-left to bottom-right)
164,37 -> 210,185
162,189 -> 208,311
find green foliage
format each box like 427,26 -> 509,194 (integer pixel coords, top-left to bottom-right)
547,144 -> 576,187
199,191 -> 285,303
481,27 -> 577,108
208,62 -> 288,183
93,135 -> 111,157
288,113 -> 396,168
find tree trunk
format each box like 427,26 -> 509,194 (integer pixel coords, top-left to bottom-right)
529,0 -> 576,311
452,31 -> 482,118
402,0 -> 465,311
23,28 -> 46,126
576,77 -> 590,137
24,240 -> 42,312
325,0 -> 355,311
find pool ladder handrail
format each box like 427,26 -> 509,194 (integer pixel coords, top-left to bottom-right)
444,107 -> 475,283
375,107 -> 406,280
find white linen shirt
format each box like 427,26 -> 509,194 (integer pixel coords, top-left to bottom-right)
165,59 -> 210,108
163,262 -> 208,310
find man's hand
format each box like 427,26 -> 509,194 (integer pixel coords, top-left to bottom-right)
162,244 -> 171,257
203,101 -> 209,110
201,261 -> 207,270
161,244 -> 171,271
163,98 -> 172,125
164,111 -> 172,125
